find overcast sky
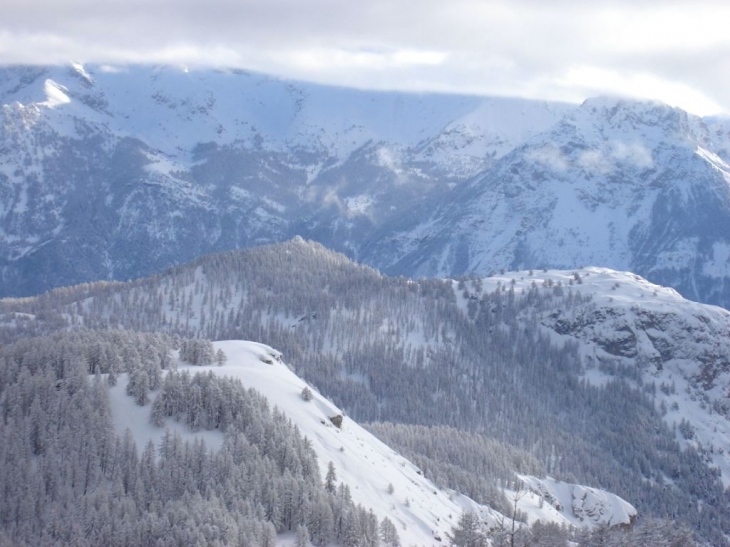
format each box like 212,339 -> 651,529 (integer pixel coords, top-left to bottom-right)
1,0 -> 728,115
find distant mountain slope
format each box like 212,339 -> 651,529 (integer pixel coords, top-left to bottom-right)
1,239 -> 728,543
4,65 -> 730,310
365,97 -> 730,308
469,267 -> 730,487
0,63 -> 569,297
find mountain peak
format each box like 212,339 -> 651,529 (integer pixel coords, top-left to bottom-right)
581,94 -> 667,111
574,95 -> 701,140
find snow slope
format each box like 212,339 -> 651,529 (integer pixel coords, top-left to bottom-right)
0,64 -> 569,162
108,338 -> 637,545
204,341 -> 472,546
109,340 -> 481,545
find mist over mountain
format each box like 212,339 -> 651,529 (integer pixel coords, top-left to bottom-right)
4,63 -> 730,310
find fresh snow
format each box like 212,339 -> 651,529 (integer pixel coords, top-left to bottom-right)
40,80 -> 71,108
107,339 -> 638,545
367,95 -> 730,312
109,370 -> 225,452
1,64 -> 572,163
190,341 -> 475,546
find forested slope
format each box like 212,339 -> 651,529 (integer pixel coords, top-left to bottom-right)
1,239 -> 728,544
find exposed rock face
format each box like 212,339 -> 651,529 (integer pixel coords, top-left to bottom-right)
542,295 -> 730,384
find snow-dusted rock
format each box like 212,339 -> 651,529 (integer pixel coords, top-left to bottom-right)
516,475 -> 636,529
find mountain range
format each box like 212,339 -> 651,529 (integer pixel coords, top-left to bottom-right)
1,238 -> 728,544
3,63 -> 730,310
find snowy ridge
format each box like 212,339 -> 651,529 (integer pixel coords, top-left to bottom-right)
113,340 -> 484,546
207,341 -> 472,547
5,64 -> 730,311
465,267 -> 730,486
0,65 -> 570,159
0,239 -> 724,540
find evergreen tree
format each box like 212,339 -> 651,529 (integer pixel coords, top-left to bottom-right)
380,517 -> 400,547
448,511 -> 486,547
325,461 -> 337,493
296,523 -> 311,547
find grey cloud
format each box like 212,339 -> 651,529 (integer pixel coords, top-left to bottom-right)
0,0 -> 727,114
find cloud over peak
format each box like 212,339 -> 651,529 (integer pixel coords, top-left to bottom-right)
1,0 -> 727,115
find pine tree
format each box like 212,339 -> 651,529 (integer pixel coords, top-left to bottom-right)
380,517 -> 400,547
296,523 -> 311,547
325,461 -> 337,493
134,369 -> 150,406
341,509 -> 361,547
262,521 -> 278,547
448,511 -> 486,547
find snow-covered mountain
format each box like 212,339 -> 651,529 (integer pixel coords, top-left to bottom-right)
516,475 -> 636,530
467,267 -> 730,487
0,63 -> 568,297
368,97 -> 730,308
4,64 -> 730,310
0,320 -> 637,546
0,239 -> 727,543
111,340 -> 478,546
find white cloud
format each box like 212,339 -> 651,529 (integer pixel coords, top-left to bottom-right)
279,48 -> 446,72
0,0 -> 727,116
578,150 -> 613,175
610,142 -> 654,170
555,66 -> 724,116
527,145 -> 568,172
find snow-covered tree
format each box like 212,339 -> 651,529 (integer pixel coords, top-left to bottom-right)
448,511 -> 486,547
325,461 -> 337,493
